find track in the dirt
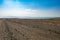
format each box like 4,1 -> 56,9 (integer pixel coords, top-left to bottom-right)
6,19 -> 60,35
0,19 -> 60,40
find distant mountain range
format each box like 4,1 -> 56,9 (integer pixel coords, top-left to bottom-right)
0,16 -> 60,19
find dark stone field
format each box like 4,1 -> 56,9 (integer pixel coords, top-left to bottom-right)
0,18 -> 60,40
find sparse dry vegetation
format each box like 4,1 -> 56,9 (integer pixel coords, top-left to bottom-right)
0,18 -> 60,40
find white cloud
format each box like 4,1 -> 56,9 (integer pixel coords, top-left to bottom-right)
0,8 -> 60,17
0,0 -> 60,18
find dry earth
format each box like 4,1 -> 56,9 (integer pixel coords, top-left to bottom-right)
0,18 -> 60,40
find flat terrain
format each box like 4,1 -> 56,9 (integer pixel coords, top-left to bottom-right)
0,18 -> 60,40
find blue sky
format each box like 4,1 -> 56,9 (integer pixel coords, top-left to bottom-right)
18,0 -> 60,9
0,0 -> 60,18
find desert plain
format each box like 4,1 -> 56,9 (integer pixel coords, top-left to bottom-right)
0,18 -> 60,40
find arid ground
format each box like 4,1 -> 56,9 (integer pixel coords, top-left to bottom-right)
0,18 -> 60,40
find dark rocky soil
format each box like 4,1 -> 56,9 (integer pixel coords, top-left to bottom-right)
0,18 -> 60,40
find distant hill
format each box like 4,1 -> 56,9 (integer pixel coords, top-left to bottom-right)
0,16 -> 60,19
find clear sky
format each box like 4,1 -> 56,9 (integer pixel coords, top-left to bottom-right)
0,0 -> 60,18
